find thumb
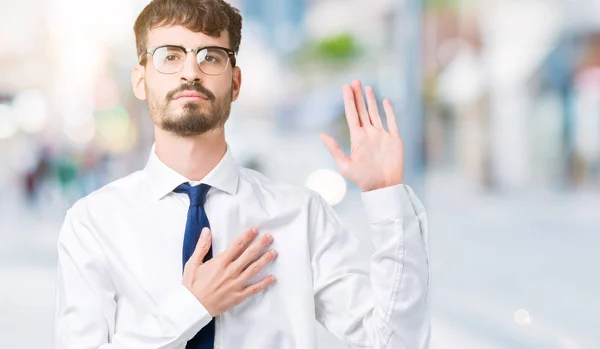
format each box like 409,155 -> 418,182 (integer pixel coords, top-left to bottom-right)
320,133 -> 349,171
190,227 -> 212,266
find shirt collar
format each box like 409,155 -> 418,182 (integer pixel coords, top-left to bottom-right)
143,143 -> 240,201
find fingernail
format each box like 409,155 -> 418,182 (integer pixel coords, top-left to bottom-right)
271,250 -> 278,258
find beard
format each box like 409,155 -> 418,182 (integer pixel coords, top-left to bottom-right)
149,82 -> 232,137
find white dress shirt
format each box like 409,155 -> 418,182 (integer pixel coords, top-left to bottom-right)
53,144 -> 430,349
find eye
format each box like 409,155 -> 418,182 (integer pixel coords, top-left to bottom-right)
165,55 -> 180,62
203,55 -> 219,63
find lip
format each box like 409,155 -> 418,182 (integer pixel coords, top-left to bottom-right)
173,91 -> 208,100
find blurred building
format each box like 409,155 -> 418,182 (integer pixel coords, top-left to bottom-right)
241,0 -> 307,56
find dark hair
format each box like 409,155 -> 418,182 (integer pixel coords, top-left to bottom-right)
134,0 -> 242,62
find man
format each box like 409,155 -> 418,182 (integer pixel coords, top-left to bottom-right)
53,0 -> 431,348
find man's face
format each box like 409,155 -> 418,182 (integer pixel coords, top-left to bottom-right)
132,25 -> 241,137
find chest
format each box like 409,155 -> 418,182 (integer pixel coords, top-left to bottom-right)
100,195 -> 313,302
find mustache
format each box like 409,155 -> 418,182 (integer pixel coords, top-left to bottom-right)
166,83 -> 216,102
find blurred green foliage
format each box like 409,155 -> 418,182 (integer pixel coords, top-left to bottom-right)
423,0 -> 464,10
291,33 -> 362,71
313,33 -> 361,62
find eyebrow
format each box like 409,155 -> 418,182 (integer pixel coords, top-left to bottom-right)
153,44 -> 223,49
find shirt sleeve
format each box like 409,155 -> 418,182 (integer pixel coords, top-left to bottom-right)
310,184 -> 430,349
53,205 -> 213,349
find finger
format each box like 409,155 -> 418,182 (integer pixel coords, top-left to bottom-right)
383,98 -> 399,137
188,227 -> 212,266
238,248 -> 278,283
240,275 -> 276,298
351,80 -> 371,128
231,233 -> 274,272
365,85 -> 383,129
320,133 -> 350,172
222,227 -> 259,262
343,84 -> 361,137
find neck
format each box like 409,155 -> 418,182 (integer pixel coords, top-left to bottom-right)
154,125 -> 227,182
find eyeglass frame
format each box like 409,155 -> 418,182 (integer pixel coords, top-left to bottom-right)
138,44 -> 237,75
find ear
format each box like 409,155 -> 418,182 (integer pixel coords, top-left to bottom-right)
231,66 -> 242,101
131,64 -> 147,100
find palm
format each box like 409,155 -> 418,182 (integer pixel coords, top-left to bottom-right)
321,80 -> 404,192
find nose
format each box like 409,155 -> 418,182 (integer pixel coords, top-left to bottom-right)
179,51 -> 204,85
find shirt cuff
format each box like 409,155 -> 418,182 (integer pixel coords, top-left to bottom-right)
360,184 -> 417,223
159,284 -> 213,340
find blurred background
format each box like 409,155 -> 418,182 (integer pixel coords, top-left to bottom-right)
0,0 -> 599,348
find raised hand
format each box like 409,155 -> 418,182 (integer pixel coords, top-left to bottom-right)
320,80 -> 404,192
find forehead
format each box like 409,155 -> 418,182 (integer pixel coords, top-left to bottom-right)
146,25 -> 230,48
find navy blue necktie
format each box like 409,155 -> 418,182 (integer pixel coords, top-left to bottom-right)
174,182 -> 214,349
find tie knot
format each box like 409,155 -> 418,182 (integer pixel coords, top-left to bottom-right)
174,183 -> 211,207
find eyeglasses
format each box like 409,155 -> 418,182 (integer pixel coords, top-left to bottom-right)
139,45 -> 236,76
